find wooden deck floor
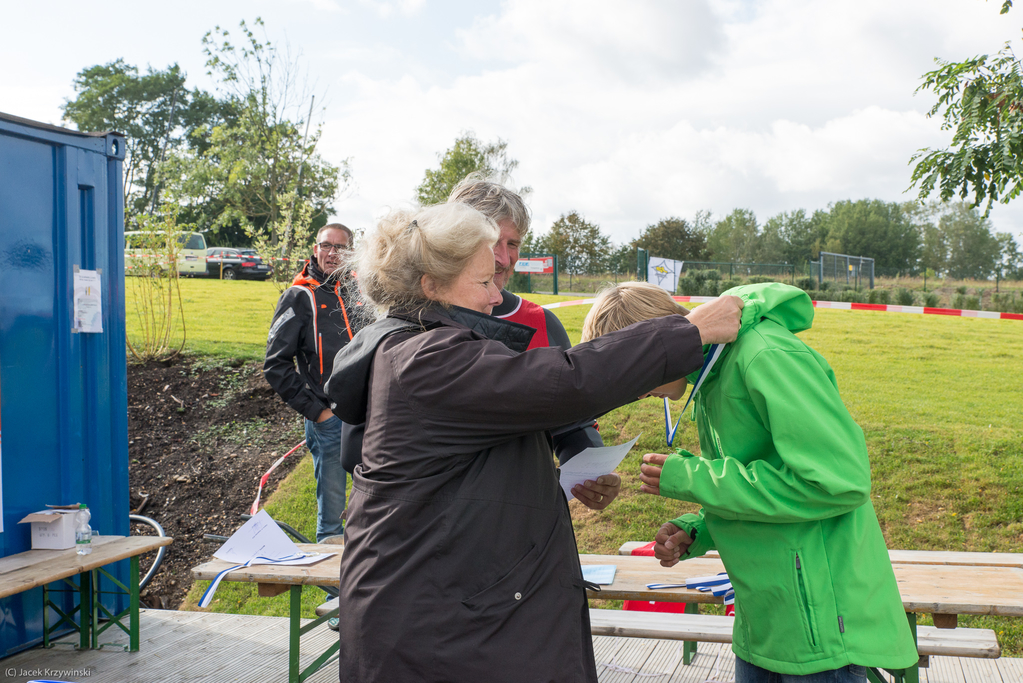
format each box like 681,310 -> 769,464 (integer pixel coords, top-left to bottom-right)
2,609 -> 1020,683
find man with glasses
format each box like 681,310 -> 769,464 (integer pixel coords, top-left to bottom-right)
265,224 -> 365,558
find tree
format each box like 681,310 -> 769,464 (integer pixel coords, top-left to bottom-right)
163,18 -> 346,278
997,232 -> 1023,279
61,60 -> 227,222
765,209 -> 829,265
631,216 -> 709,262
939,203 -> 1001,279
605,243 -> 637,276
707,209 -> 760,263
912,205 -> 948,277
415,133 -> 529,206
822,200 -> 920,274
533,212 -> 611,280
909,1 -> 1023,215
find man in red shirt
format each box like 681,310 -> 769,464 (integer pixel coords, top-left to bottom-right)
449,176 -> 621,509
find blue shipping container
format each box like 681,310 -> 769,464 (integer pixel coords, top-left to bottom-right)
0,111 -> 128,656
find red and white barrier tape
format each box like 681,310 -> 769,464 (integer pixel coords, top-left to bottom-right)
543,295 -> 1023,321
250,440 -> 307,515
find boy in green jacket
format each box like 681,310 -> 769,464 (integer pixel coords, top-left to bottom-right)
582,282 -> 918,682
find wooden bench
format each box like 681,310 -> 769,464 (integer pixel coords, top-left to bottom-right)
587,609 -> 1001,659
315,598 -> 1001,663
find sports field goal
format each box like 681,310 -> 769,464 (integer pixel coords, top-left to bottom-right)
815,252 -> 874,290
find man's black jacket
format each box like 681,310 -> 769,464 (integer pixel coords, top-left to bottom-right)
263,258 -> 367,421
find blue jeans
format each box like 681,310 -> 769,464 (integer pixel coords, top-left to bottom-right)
304,415 -> 347,542
735,657 -> 867,683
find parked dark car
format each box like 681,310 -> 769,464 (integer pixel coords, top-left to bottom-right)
205,247 -> 273,280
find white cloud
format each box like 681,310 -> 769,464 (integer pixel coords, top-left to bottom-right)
4,0 -> 1023,243
357,0 -> 426,19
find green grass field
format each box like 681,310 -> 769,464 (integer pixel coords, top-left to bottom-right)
170,280 -> 1023,653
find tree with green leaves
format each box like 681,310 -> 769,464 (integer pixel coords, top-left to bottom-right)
997,231 -> 1023,279
938,203 -> 1001,279
823,199 -> 920,274
707,209 -> 760,263
61,60 -> 227,222
415,133 -> 529,205
909,0 -> 1023,215
533,212 -> 610,280
163,18 -> 346,279
763,209 -> 830,265
631,216 -> 709,262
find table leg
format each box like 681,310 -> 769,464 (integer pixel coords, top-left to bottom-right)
683,603 -> 698,665
42,584 -> 51,648
130,555 -> 140,652
871,613 -> 919,683
80,570 -> 91,650
289,585 -> 302,683
903,613 -> 920,683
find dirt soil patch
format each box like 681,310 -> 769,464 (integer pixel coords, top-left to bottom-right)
127,357 -> 306,610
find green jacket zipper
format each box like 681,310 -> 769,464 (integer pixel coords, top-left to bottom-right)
795,553 -> 819,649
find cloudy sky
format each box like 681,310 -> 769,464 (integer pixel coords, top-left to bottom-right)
3,0 -> 1021,243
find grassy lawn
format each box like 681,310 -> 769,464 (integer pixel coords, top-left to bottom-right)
177,284 -> 1023,653
126,277 -> 284,361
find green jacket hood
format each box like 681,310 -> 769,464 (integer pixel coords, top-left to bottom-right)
723,282 -> 814,337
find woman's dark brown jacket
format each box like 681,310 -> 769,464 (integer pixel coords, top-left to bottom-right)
325,304 -> 703,683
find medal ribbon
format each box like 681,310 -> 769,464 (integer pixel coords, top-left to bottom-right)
664,343 -> 724,445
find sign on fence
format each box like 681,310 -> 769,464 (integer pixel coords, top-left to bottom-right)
515,257 -> 555,274
648,257 -> 684,293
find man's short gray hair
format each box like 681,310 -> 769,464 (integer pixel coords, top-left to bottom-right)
447,173 -> 531,237
317,223 -> 354,244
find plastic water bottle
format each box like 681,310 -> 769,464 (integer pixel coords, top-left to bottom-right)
75,503 -> 92,555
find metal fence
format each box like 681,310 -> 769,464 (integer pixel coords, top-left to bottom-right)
683,261 -> 796,283
814,252 -> 875,290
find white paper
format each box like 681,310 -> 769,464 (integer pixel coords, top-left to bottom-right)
647,257 -> 684,293
214,509 -> 332,566
73,268 -> 103,333
560,435 -> 640,501
582,564 -> 617,585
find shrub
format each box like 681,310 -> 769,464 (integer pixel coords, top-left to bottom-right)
992,291 -> 1023,314
895,288 -> 916,306
955,285 -> 968,295
952,293 -> 980,311
840,289 -> 867,303
923,292 -> 940,308
715,279 -> 743,295
870,289 -> 891,305
704,269 -> 721,281
796,277 -> 815,291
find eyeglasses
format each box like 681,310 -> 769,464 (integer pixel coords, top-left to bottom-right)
317,242 -> 351,253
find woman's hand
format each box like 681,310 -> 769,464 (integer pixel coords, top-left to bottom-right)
684,295 -> 743,345
572,473 -> 621,510
639,453 -> 669,495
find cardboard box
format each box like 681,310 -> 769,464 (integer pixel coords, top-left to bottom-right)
18,509 -> 79,550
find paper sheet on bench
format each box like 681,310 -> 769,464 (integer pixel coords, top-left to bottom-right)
200,510 -> 333,608
214,509 -> 332,566
560,435 -> 640,501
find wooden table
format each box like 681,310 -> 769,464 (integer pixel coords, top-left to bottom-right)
192,543 -> 342,683
581,553 -> 1023,617
194,548 -> 1023,683
0,534 -> 173,651
581,553 -> 1023,683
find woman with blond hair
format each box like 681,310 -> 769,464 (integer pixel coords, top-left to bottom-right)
326,203 -> 741,683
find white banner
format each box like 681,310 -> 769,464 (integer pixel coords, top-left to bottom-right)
647,257 -> 684,292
